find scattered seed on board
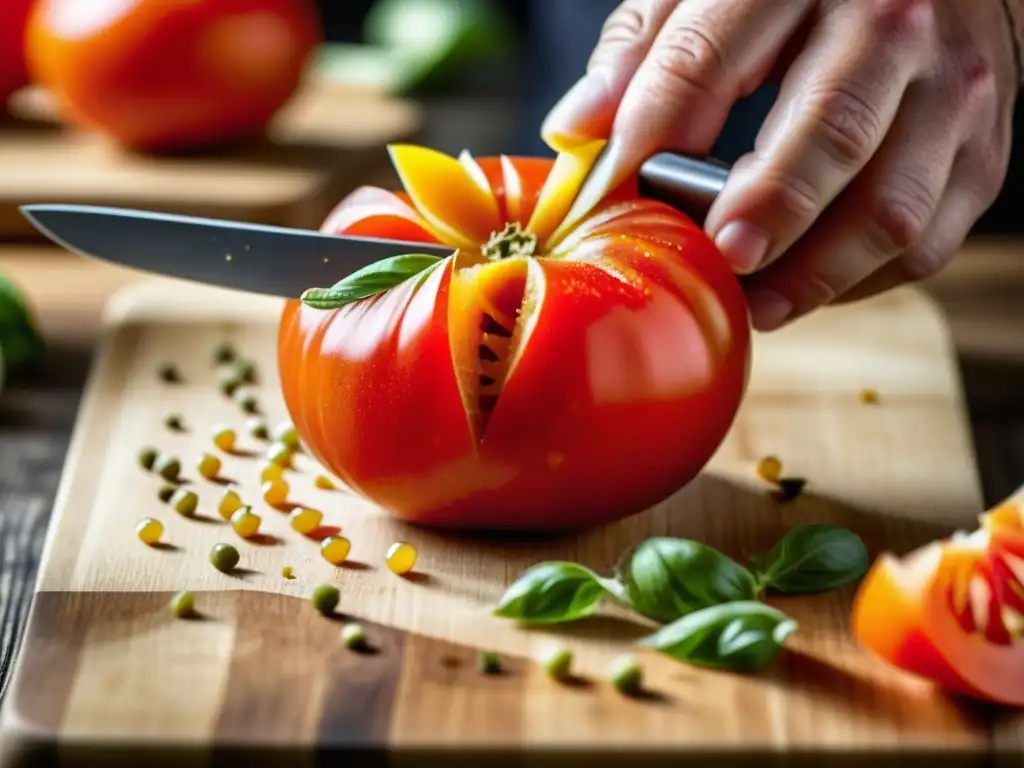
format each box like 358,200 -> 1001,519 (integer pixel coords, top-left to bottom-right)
235,387 -> 260,415
164,413 -> 184,431
136,517 -> 164,545
539,645 -> 573,680
266,441 -> 293,468
756,455 -> 782,484
157,484 -> 176,503
246,417 -> 269,440
281,565 -> 295,579
231,507 -> 261,539
314,474 -> 337,491
170,591 -> 195,618
218,487 -> 244,519
154,453 -> 181,482
290,507 -> 323,535
311,584 -> 340,615
138,447 -> 158,471
607,654 -> 643,695
859,388 -> 880,405
171,488 -> 198,517
156,361 -> 180,383
320,535 -> 351,565
233,358 -> 257,384
211,424 -> 236,452
262,478 -> 289,507
212,341 -> 236,365
776,477 -> 807,502
385,541 -> 417,575
210,543 -> 240,573
341,622 -> 367,650
273,421 -> 299,450
217,369 -> 242,397
198,452 -> 222,480
478,650 -> 501,675
258,460 -> 284,484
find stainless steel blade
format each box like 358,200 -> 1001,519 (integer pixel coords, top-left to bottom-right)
19,204 -> 455,299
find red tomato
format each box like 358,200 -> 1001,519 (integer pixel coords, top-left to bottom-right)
0,0 -> 34,104
25,0 -> 321,151
851,501 -> 1024,705
277,143 -> 751,530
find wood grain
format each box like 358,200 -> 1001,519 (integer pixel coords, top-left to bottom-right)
0,277 -> 1017,765
0,79 -> 422,239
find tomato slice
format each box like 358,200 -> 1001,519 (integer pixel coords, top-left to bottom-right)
851,501 -> 1024,706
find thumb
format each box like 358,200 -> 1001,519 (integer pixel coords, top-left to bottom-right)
541,0 -> 679,146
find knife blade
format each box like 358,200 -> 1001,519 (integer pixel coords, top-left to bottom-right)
20,152 -> 731,301
19,204 -> 456,300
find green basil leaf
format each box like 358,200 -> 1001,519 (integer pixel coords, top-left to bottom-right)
0,273 -> 45,374
300,253 -> 447,309
493,562 -> 610,624
754,524 -> 869,595
615,537 -> 758,623
638,601 -> 798,671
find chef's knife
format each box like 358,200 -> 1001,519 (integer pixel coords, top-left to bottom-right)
19,151 -> 730,301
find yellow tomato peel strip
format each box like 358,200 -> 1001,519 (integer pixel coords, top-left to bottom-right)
525,138 -> 607,248
388,144 -> 502,247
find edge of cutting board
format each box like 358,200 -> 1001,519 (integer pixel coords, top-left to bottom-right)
0,278 -> 1007,767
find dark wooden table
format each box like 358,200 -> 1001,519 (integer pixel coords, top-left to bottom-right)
0,238 -> 1022,711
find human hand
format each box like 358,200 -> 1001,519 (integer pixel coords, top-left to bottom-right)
541,0 -> 1021,331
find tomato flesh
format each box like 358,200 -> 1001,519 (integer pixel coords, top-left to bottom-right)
278,145 -> 751,531
0,0 -> 33,104
851,502 -> 1024,705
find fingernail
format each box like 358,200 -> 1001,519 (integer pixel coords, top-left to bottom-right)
746,288 -> 793,332
714,221 -> 771,275
541,73 -> 611,142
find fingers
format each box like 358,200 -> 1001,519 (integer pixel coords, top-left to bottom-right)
541,0 -> 680,145
739,80 -> 968,332
834,167 -> 1002,305
703,1 -> 935,275
542,0 -> 811,171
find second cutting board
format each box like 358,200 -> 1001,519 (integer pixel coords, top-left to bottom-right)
0,78 -> 423,240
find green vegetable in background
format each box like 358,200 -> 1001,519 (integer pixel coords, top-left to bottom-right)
0,272 -> 45,389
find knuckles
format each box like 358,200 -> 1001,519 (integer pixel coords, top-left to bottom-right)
806,83 -> 886,167
865,171 -> 939,253
864,0 -> 936,47
647,21 -> 727,97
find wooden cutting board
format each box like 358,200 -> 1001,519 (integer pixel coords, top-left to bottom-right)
1,277 -> 1017,766
0,79 -> 422,239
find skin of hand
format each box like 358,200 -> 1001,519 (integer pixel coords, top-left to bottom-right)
541,0 -> 1020,332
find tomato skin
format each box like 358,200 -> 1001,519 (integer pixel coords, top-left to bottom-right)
25,0 -> 321,151
278,155 -> 751,531
0,0 -> 34,104
851,511 -> 1024,707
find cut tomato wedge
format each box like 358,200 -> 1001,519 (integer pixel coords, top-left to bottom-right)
851,500 -> 1024,706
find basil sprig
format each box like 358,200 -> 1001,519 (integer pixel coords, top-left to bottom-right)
492,523 -> 869,673
492,562 -> 618,624
750,524 -> 869,595
300,253 -> 446,310
638,601 -> 798,671
616,538 -> 758,623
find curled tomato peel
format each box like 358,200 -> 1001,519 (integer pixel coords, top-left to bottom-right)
851,502 -> 1024,706
25,0 -> 322,151
278,142 -> 752,531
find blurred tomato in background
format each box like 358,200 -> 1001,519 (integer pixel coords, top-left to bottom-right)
25,0 -> 323,152
0,0 -> 35,103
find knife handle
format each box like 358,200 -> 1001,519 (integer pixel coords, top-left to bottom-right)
637,152 -> 731,225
